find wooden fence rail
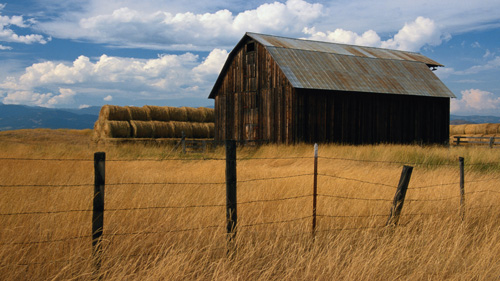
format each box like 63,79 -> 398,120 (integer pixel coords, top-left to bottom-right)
453,136 -> 500,148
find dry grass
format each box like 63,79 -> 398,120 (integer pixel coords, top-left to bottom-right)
1,129 -> 500,280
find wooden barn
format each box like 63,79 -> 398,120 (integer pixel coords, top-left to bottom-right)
208,32 -> 455,144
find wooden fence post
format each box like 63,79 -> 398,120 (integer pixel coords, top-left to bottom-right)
386,165 -> 413,226
489,137 -> 494,148
181,131 -> 186,154
312,143 -> 318,239
459,157 -> 465,220
93,152 -> 105,274
225,140 -> 237,242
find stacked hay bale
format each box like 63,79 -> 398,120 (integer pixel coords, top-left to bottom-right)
93,105 -> 215,141
449,123 -> 500,144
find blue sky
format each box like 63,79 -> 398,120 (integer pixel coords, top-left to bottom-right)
0,0 -> 499,116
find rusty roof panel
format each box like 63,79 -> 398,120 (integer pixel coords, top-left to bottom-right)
267,47 -> 455,98
248,32 -> 443,67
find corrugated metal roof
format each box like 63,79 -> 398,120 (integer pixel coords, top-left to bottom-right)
208,33 -> 455,99
267,47 -> 455,98
247,32 -> 444,67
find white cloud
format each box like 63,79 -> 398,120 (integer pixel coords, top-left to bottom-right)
381,17 -> 446,51
451,89 -> 500,115
0,44 -> 11,50
0,50 -> 227,107
2,87 -> 75,107
0,7 -> 49,45
462,56 -> 500,74
303,27 -> 382,47
303,17 -> 447,52
38,0 -> 323,50
79,104 -> 90,109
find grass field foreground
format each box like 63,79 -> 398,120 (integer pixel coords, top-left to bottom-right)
1,129 -> 500,280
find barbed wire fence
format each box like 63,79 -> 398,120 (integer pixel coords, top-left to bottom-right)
0,141 -> 499,275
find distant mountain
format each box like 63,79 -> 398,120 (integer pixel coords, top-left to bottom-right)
450,115 -> 500,125
0,104 -> 100,131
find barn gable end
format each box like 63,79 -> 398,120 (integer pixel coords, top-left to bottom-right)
209,32 -> 454,145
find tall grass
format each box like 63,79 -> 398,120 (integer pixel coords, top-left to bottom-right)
0,129 -> 500,280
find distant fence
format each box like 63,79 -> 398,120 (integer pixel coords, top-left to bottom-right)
1,142 -> 500,275
453,136 -> 500,148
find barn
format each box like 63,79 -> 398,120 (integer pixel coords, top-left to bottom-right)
208,32 -> 455,144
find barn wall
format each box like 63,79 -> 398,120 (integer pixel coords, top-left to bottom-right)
296,89 -> 450,144
213,38 -> 296,143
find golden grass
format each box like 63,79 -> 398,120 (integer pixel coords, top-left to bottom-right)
1,129 -> 500,280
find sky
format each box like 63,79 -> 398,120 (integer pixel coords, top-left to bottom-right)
0,0 -> 499,116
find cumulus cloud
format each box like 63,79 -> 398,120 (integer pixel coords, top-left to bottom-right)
0,5 -> 50,45
451,89 -> 500,115
38,0 -> 323,50
0,50 -> 227,107
303,17 -> 448,51
2,87 -> 75,107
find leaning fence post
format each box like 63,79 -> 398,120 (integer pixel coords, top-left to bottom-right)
93,152 -> 105,274
225,140 -> 237,243
386,165 -> 413,226
312,143 -> 318,239
459,157 -> 465,220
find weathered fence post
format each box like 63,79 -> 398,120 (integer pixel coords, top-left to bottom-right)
181,131 -> 186,154
456,136 -> 461,146
312,143 -> 318,239
93,152 -> 105,274
489,137 -> 494,148
386,165 -> 413,226
225,140 -> 237,243
459,157 -> 465,220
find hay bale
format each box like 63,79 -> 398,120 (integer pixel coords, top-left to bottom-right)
169,107 -> 188,122
191,122 -> 210,138
172,121 -> 193,138
152,121 -> 175,138
207,122 -> 215,138
450,124 -> 466,135
103,121 -> 131,138
184,107 -> 205,123
127,106 -> 150,121
99,105 -> 131,121
92,120 -> 102,141
130,121 -> 155,138
474,123 -> 489,135
486,123 -> 500,134
146,106 -> 170,121
464,124 -> 477,135
202,107 -> 215,122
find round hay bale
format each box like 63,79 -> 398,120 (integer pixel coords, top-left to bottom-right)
152,121 -> 175,138
172,121 -> 193,138
191,122 -> 211,138
464,124 -> 477,135
103,121 -> 131,138
474,123 -> 489,135
130,121 -> 155,138
185,107 -> 206,123
450,124 -> 466,135
99,105 -> 131,121
202,108 -> 215,122
146,106 -> 170,121
486,123 -> 500,134
168,107 -> 188,122
127,106 -> 150,121
92,120 -> 102,141
207,122 -> 215,138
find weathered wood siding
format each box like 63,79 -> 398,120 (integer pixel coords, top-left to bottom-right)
213,38 -> 450,145
214,38 -> 295,143
295,89 -> 450,144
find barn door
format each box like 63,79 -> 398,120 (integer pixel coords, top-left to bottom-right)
244,92 -> 258,141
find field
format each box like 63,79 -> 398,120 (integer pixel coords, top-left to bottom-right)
1,129 -> 500,280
